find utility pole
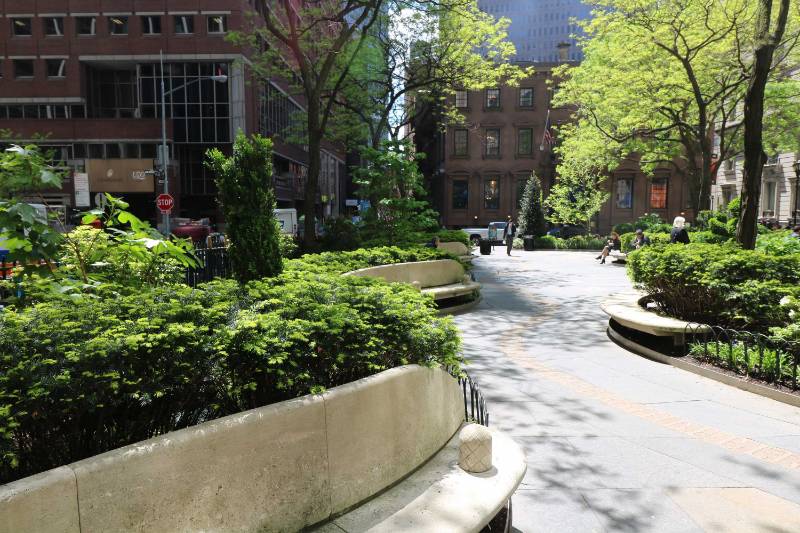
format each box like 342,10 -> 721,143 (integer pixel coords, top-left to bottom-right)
160,50 -> 170,235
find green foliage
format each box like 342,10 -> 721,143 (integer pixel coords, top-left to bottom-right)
688,341 -> 796,384
619,232 -> 672,251
633,213 -> 672,234
0,145 -> 68,267
755,230 -> 800,256
278,234 -> 300,259
0,249 -> 463,483
544,168 -> 609,226
612,222 -> 635,234
206,133 -> 282,282
531,235 -> 607,250
436,229 -> 470,248
284,246 -> 459,275
627,243 -> 800,329
321,217 -> 362,252
517,173 -> 546,237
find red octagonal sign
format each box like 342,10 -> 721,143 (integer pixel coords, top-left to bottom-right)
156,193 -> 174,213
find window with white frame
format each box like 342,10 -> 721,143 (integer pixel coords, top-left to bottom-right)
141,16 -> 161,35
109,16 -> 129,35
76,17 -> 96,36
762,181 -> 777,215
207,15 -> 227,34
11,18 -> 32,37
486,88 -> 500,108
174,15 -> 194,34
455,90 -> 468,108
44,17 -> 64,36
46,59 -> 66,78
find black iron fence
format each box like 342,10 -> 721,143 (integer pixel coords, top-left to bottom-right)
185,247 -> 231,287
684,323 -> 800,390
459,373 -> 489,427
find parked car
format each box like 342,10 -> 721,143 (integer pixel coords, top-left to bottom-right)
547,224 -> 588,239
463,221 -> 509,245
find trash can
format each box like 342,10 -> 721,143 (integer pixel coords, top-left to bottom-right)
479,239 -> 492,255
523,236 -> 535,251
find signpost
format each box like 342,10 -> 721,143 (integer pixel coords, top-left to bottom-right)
156,193 -> 174,215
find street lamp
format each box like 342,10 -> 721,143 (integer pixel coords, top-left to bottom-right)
158,50 -> 228,234
792,159 -> 800,225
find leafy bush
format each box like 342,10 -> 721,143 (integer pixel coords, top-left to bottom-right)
0,250 -> 463,483
613,222 -> 635,235
627,243 -> 800,328
285,246 -> 458,275
619,232 -> 672,251
533,235 -> 565,249
436,229 -> 470,247
278,233 -> 300,259
320,216 -> 362,251
207,133 -> 282,281
688,340 -> 796,384
756,230 -> 800,256
528,235 -> 605,250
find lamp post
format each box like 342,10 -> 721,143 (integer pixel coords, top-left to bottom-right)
158,50 -> 228,235
792,159 -> 800,226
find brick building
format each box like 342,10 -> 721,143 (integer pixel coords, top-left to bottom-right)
436,63 -> 693,233
0,1 -> 345,227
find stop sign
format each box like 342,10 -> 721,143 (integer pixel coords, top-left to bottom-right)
156,193 -> 174,213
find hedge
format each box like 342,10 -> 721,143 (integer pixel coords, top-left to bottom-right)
627,243 -> 800,328
0,248 -> 462,483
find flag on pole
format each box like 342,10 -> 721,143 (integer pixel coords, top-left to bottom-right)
540,109 -> 553,150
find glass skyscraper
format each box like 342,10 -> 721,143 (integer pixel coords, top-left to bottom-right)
478,0 -> 593,62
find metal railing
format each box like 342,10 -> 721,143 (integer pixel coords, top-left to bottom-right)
459,373 -> 489,427
684,323 -> 800,390
185,247 -> 230,287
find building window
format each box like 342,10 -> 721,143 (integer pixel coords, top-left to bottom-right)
486,89 -> 500,108
452,179 -> 469,210
649,177 -> 668,209
13,60 -> 34,79
175,15 -> 194,34
454,129 -> 468,156
76,17 -> 96,36
519,87 -> 534,107
517,128 -> 533,155
260,81 -> 305,145
615,177 -> 633,209
484,178 -> 500,210
207,15 -> 227,34
455,90 -> 468,108
46,59 -> 67,79
12,18 -> 33,37
485,129 -> 500,156
142,16 -> 162,35
722,185 -> 737,206
109,16 -> 129,35
763,181 -> 777,215
44,17 -> 64,36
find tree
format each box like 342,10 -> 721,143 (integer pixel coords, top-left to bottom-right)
234,1 -> 388,246
517,173 -> 546,237
334,0 -> 528,149
737,0 -> 793,249
544,169 -> 609,229
206,133 -> 282,282
552,0 -> 799,213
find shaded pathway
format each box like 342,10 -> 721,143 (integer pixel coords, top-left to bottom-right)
453,251 -> 800,533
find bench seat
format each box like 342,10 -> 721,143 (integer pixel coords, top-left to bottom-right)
609,250 -> 627,262
423,280 -> 481,300
313,424 -> 526,533
602,293 -> 710,345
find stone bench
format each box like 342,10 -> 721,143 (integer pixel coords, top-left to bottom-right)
437,241 -> 475,262
344,259 -> 481,303
1,366 -> 525,533
609,250 -> 627,263
601,293 -> 710,345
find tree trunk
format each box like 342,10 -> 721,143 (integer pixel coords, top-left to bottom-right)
304,103 -> 322,245
737,0 -> 790,249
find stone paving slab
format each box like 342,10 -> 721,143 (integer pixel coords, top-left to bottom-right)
456,251 -> 800,532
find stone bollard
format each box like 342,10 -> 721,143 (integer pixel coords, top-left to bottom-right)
411,280 -> 422,291
458,423 -> 492,473
463,274 -> 472,284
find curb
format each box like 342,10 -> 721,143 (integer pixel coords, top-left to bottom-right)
438,295 -> 482,316
607,321 -> 800,409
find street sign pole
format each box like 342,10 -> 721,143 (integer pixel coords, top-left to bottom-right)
160,50 -> 170,235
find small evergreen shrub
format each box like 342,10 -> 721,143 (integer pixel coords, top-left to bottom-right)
517,173 -> 547,236
320,216 -> 362,251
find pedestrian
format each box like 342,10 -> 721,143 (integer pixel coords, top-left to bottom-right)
597,231 -> 621,264
791,225 -> 800,239
670,215 -> 690,244
424,236 -> 441,248
504,216 -> 516,256
633,229 -> 651,249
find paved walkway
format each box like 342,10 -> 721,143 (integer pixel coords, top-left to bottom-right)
453,250 -> 800,533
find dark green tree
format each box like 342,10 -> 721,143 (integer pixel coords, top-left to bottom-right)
206,133 -> 282,282
517,173 -> 546,237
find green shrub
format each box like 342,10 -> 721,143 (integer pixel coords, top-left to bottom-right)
627,243 -> 800,328
278,233 -> 300,259
436,229 -> 470,247
613,222 -> 635,235
517,173 -> 547,236
619,232 -> 671,251
285,246 -> 459,274
533,235 -> 564,249
756,230 -> 800,256
207,134 -> 282,281
688,340 -> 795,384
0,249 -> 463,483
320,217 -> 362,252
563,235 -> 607,249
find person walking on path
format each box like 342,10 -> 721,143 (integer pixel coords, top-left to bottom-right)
505,216 -> 516,256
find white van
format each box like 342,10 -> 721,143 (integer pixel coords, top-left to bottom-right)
274,208 -> 298,235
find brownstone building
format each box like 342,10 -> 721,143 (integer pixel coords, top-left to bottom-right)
437,63 -> 692,233
0,1 -> 346,227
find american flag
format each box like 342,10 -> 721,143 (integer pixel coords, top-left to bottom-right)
542,110 -> 554,148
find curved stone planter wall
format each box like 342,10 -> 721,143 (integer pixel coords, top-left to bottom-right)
1,366 -> 464,533
344,259 -> 480,304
